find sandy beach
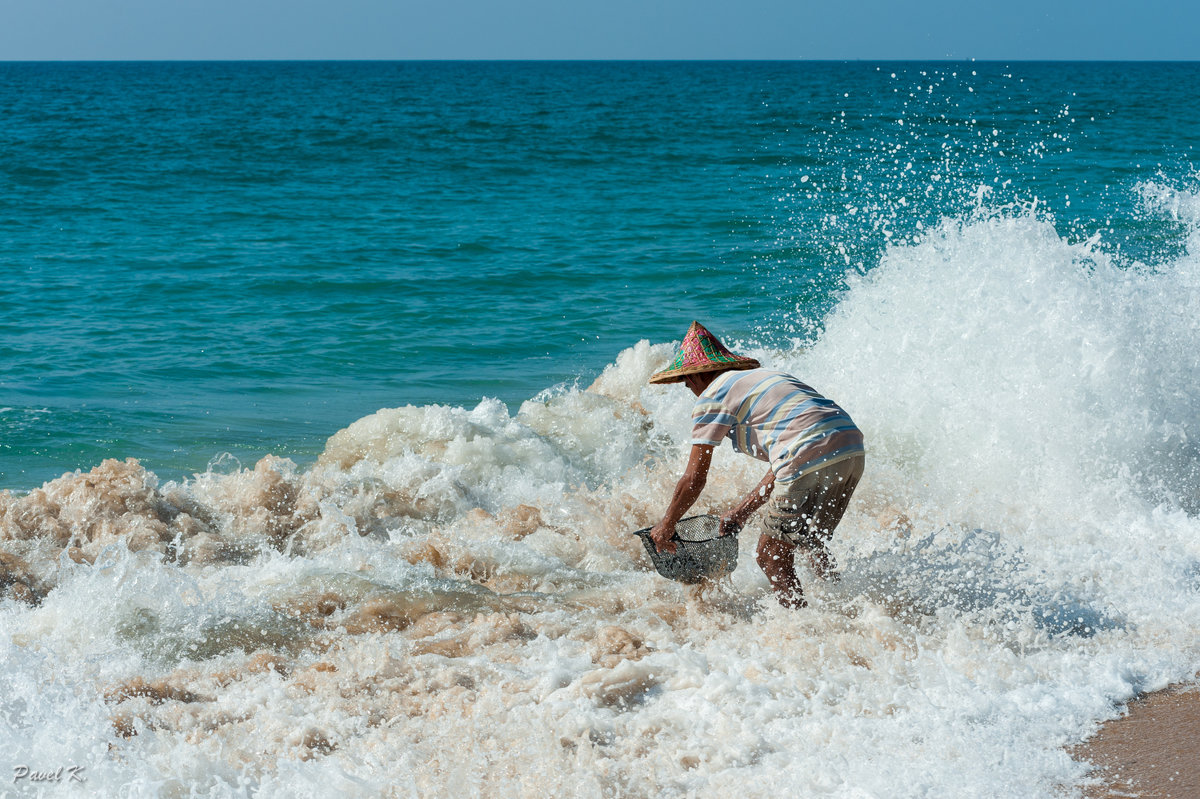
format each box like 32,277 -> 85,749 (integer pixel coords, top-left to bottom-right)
1076,684 -> 1200,798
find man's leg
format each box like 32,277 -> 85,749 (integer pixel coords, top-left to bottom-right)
805,543 -> 838,582
756,533 -> 804,608
796,455 -> 864,583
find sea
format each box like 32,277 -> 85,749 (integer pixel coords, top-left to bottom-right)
1,60 -> 1199,797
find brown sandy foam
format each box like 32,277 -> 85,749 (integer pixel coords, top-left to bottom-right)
1075,684 -> 1200,798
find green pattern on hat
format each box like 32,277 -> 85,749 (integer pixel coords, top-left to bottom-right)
649,321 -> 760,384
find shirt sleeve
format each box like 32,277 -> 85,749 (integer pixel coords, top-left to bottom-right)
691,395 -> 734,447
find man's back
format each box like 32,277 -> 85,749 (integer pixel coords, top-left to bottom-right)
691,368 -> 864,482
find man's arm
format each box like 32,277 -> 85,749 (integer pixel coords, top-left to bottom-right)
650,444 -> 714,553
720,467 -> 776,535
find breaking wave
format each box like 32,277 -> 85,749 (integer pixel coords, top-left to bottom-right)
4,186 -> 1200,797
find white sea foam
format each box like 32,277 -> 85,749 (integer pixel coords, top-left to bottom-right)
4,190 -> 1200,796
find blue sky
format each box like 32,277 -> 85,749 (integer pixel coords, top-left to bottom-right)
1,0 -> 1195,60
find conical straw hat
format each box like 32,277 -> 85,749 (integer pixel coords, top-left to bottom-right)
648,321 -> 761,384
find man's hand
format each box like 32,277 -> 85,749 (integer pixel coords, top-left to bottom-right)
649,521 -> 677,554
719,468 -> 776,537
650,444 -> 714,555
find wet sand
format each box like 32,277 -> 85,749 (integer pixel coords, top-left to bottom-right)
1076,684 -> 1200,798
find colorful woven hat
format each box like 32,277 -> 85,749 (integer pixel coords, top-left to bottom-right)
648,321 -> 761,384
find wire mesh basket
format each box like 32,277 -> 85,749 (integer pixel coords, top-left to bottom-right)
631,515 -> 739,584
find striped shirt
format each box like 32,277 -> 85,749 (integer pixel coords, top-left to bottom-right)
691,369 -> 864,482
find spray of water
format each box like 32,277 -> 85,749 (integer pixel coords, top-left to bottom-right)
3,185 -> 1200,796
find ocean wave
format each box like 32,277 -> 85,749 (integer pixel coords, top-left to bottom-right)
5,197 -> 1200,796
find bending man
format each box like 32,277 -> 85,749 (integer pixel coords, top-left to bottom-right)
649,321 -> 865,608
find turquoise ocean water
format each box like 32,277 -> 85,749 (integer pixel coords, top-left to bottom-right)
4,61 -> 1196,489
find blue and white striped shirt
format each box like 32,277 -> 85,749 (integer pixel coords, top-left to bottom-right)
691,369 -> 864,482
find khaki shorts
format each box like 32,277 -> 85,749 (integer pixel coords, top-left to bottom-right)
763,454 -> 864,548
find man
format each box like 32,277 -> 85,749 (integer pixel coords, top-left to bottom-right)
649,321 -> 865,608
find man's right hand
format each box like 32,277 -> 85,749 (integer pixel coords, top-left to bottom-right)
649,521 -> 677,554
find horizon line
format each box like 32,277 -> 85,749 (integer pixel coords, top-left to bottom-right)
1,57 -> 1198,64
